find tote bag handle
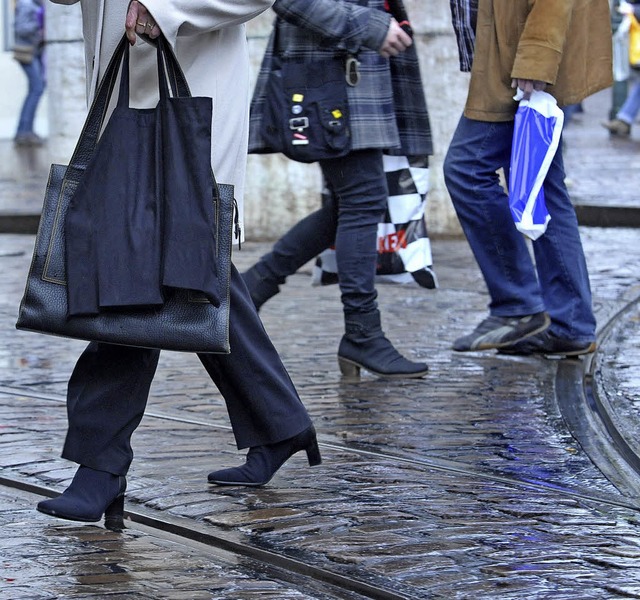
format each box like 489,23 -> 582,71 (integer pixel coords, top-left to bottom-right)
65,34 -> 191,182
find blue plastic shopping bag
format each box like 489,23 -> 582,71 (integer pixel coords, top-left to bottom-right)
509,90 -> 564,240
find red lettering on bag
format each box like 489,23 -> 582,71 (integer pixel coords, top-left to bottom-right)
378,230 -> 407,254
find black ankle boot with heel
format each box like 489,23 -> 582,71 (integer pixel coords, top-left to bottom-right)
208,425 -> 321,486
338,311 -> 428,379
37,465 -> 127,531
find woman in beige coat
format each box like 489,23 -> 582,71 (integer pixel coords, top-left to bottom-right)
37,0 -> 321,531
57,0 -> 272,226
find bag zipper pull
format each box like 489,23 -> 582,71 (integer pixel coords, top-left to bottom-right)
233,198 -> 242,250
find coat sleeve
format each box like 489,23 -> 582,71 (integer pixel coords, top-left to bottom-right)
510,0 -> 575,85
273,0 -> 390,54
141,0 -> 274,47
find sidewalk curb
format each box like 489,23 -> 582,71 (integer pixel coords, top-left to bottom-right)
0,214 -> 40,235
574,205 -> 640,228
2,204 -> 640,237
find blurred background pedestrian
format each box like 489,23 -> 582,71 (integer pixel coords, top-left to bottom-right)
13,0 -> 46,146
602,0 -> 640,136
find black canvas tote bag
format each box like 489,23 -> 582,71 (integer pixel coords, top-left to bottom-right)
16,35 -> 234,353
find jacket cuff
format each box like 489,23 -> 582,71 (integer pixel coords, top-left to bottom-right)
365,9 -> 391,52
511,44 -> 562,85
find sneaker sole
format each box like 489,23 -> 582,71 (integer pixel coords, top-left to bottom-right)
500,341 -> 597,358
458,314 -> 551,352
539,341 -> 597,358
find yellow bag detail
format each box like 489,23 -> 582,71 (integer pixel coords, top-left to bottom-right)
629,14 -> 640,67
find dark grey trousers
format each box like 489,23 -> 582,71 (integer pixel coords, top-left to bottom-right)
61,264 -> 312,476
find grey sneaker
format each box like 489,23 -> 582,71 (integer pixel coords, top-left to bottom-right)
14,132 -> 45,146
601,118 -> 631,137
453,312 -> 551,352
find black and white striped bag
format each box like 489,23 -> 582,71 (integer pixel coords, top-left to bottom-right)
312,155 -> 437,289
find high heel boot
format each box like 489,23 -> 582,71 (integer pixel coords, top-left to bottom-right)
208,425 -> 321,486
241,265 -> 281,311
37,465 -> 127,531
337,310 -> 429,379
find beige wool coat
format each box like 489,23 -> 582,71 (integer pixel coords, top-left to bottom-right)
465,0 -> 613,122
50,0 -> 275,237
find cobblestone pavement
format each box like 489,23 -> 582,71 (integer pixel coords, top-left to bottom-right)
562,88 -> 640,209
2,228 -> 640,599
1,88 -> 640,599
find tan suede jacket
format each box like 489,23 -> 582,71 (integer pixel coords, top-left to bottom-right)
464,0 -> 613,121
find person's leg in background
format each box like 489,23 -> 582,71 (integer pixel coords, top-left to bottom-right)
501,143 -> 597,357
242,149 -> 428,378
15,54 -> 46,146
242,199 -> 338,308
322,150 -> 428,378
602,69 -> 640,136
561,102 -> 583,126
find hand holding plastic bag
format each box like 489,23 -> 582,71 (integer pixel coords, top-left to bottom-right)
509,89 -> 564,240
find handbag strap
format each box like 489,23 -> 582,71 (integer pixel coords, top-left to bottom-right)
63,33 -> 233,242
115,36 -> 187,108
156,36 -> 191,100
66,34 -> 191,180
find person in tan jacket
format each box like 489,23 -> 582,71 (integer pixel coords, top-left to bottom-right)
444,0 -> 612,357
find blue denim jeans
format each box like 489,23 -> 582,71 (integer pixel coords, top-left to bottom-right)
617,69 -> 640,125
254,149 -> 388,315
443,115 -> 596,342
17,55 -> 46,136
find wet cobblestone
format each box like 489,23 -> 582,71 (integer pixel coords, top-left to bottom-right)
2,229 -> 640,598
563,89 -> 640,209
0,488 -> 355,600
594,299 -> 640,466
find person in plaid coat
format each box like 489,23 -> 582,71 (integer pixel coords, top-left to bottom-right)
244,0 -> 433,380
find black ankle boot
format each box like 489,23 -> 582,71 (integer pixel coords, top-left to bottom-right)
241,265 -> 280,310
37,465 -> 127,531
338,311 -> 428,379
208,425 -> 322,486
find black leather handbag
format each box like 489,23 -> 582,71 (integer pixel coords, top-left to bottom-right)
16,35 -> 233,354
256,19 -> 355,164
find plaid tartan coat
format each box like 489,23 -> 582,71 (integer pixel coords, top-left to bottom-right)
248,0 -> 433,157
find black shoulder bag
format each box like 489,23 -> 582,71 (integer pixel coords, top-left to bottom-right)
258,18 -> 360,163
